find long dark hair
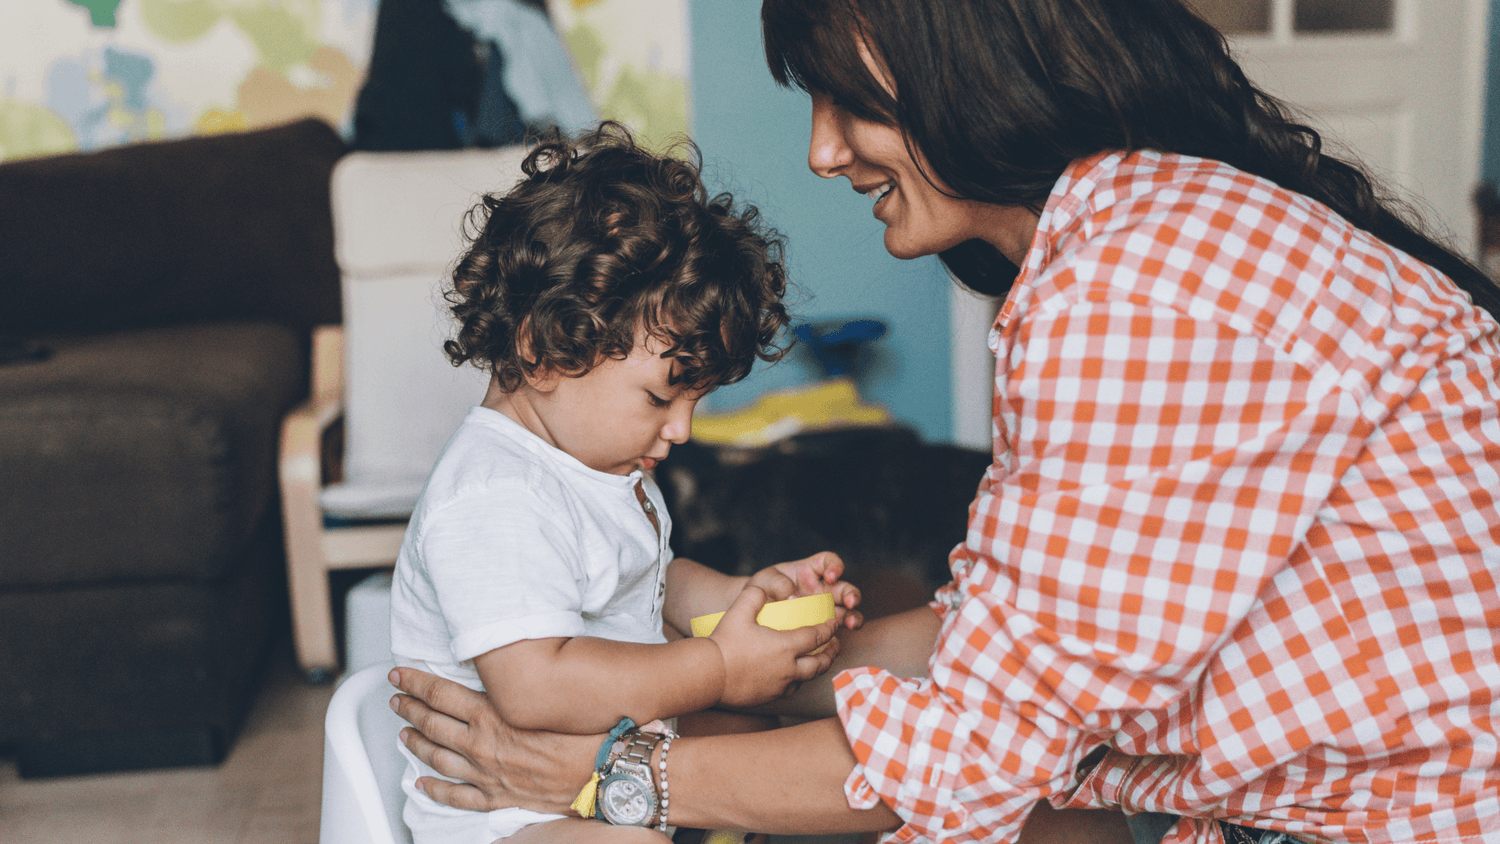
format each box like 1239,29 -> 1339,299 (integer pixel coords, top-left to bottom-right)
763,0 -> 1500,317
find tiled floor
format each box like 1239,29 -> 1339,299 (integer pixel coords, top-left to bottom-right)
0,643 -> 333,844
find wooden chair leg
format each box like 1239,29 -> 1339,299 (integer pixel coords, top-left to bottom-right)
288,554 -> 339,681
281,381 -> 343,681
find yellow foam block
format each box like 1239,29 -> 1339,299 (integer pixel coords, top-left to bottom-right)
690,592 -> 837,638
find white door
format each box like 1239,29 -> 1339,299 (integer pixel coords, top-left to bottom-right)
1190,0 -> 1489,255
949,0 -> 1491,449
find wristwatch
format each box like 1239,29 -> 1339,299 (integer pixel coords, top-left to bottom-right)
596,732 -> 661,826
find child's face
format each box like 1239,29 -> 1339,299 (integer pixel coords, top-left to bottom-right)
526,333 -> 704,476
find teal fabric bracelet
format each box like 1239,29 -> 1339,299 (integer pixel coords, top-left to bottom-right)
596,717 -> 636,770
571,717 -> 638,820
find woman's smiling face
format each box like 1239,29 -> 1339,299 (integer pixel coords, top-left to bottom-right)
807,91 -> 984,260
803,38 -> 1038,265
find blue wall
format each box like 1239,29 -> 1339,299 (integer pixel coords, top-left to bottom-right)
689,0 -> 955,441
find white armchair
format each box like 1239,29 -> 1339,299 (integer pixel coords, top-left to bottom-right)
280,147 -> 531,679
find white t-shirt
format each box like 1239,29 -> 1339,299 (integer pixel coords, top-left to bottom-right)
390,406 -> 673,844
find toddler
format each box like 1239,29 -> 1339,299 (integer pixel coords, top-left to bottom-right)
390,123 -> 861,844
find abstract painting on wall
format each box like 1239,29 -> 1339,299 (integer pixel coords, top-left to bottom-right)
0,0 -> 689,162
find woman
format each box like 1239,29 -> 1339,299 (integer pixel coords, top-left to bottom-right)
391,0 -> 1500,841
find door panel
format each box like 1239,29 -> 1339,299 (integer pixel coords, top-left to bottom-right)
1186,0 -> 1487,253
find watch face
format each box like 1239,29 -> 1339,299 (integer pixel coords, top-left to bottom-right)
598,772 -> 655,826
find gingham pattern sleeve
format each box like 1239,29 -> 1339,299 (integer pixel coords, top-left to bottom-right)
833,152 -> 1500,843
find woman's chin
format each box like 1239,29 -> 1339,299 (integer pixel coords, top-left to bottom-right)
882,229 -> 930,259
882,228 -> 945,260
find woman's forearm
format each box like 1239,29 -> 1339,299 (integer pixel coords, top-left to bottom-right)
661,717 -> 899,835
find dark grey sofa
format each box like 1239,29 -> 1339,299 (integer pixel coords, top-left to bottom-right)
0,119 -> 346,776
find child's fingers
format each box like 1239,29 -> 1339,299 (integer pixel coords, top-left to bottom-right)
792,617 -> 836,656
792,621 -> 841,679
834,608 -> 863,630
800,563 -> 822,594
819,552 -> 845,582
755,568 -> 798,602
720,582 -> 773,627
834,581 -> 861,608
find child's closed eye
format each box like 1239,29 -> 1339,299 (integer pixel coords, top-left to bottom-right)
647,392 -> 671,408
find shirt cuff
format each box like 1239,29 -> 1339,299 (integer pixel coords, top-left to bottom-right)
833,666 -> 984,842
450,611 -> 584,663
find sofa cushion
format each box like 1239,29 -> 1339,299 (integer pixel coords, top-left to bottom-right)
0,119 -> 344,336
0,322 -> 305,587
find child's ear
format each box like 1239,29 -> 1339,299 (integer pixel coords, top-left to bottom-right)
513,320 -> 559,392
526,366 -> 562,392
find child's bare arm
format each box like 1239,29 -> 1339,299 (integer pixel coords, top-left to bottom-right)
473,584 -> 838,734
473,635 -> 725,733
662,557 -> 747,637
474,555 -> 855,735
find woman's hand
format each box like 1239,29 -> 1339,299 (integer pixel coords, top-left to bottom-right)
388,667 -> 598,813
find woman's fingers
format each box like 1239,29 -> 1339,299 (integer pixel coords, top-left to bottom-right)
388,668 -> 492,749
391,667 -> 488,722
390,689 -> 474,756
415,776 -> 494,813
398,725 -> 484,784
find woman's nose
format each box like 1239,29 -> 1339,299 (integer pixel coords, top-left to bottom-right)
808,95 -> 852,179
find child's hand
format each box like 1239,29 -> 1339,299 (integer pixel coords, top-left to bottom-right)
759,551 -> 863,631
708,573 -> 840,709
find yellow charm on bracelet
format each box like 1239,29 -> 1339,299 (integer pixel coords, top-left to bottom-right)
571,771 -> 601,818
575,717 -> 635,819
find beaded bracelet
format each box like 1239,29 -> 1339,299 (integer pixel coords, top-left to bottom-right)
655,734 -> 674,832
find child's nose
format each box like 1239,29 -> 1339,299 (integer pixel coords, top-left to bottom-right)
662,404 -> 693,444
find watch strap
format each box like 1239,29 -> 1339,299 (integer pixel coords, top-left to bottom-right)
598,731 -> 667,826
614,732 -> 660,768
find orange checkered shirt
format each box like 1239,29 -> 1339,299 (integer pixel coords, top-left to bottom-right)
832,151 -> 1500,843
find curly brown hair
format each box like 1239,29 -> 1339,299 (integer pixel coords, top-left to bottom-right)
444,122 -> 791,393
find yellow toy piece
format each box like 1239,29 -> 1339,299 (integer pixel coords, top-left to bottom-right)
690,592 -> 837,638
690,378 -> 890,447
